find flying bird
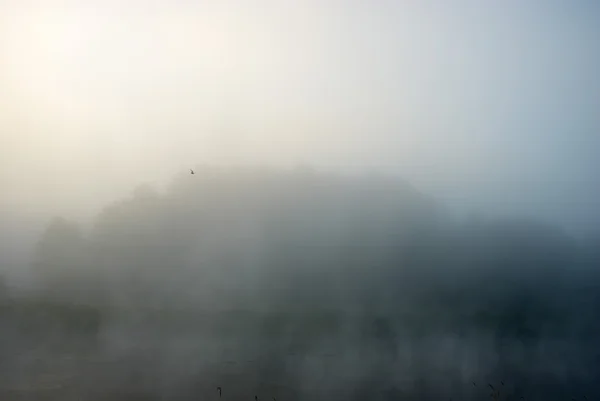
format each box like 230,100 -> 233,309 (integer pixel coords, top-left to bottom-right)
190,169 -> 195,175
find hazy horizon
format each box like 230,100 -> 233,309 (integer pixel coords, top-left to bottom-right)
1,1 -> 599,237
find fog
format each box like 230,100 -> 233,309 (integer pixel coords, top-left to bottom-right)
1,1 -> 600,400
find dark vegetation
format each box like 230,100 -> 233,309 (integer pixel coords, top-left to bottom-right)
1,166 -> 599,400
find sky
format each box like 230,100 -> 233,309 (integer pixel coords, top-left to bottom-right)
1,0 -> 599,235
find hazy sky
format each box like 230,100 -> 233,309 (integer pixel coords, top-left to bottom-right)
1,0 -> 599,233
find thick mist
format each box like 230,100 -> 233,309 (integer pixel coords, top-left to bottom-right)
1,167 -> 600,400
1,1 -> 600,400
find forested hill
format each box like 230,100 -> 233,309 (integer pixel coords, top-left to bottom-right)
29,167 -> 597,333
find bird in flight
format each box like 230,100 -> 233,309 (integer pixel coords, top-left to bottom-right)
190,168 -> 195,175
